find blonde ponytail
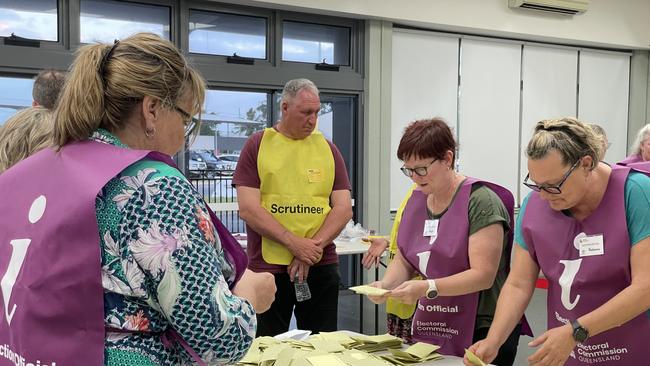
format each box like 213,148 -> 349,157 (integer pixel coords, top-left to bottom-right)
52,33 -> 206,149
52,44 -> 107,148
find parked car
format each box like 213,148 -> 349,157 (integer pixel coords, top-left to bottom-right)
188,152 -> 207,178
191,151 -> 235,177
216,154 -> 239,170
195,151 -> 222,170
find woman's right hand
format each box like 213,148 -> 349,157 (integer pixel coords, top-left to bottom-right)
233,269 -> 277,314
367,281 -> 391,304
464,338 -> 499,366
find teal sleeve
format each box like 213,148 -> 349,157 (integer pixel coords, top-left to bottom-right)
625,173 -> 650,320
514,193 -> 532,250
122,159 -> 185,180
624,172 -> 650,246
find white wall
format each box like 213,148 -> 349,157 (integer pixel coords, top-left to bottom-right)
239,0 -> 650,49
390,29 -> 631,207
390,30 -> 459,209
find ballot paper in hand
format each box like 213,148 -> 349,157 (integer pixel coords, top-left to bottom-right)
465,348 -> 488,366
349,285 -> 390,296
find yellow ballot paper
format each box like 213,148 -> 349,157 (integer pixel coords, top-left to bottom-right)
306,354 -> 348,366
349,285 -> 390,296
465,348 -> 488,366
405,342 -> 441,359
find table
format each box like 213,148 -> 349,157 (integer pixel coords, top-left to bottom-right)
335,238 -> 386,335
234,237 -> 372,255
339,331 -> 494,366
234,237 -> 384,334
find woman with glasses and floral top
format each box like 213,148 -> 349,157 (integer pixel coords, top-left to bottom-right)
467,117 -> 650,366
367,118 -> 528,365
0,33 -> 276,366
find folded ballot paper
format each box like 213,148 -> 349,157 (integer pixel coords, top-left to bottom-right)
237,331 -> 444,366
380,342 -> 442,365
464,348 -> 488,366
349,285 -> 390,297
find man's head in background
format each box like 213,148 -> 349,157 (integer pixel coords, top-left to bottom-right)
32,69 -> 67,110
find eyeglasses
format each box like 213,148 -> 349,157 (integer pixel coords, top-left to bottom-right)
523,159 -> 581,194
400,159 -> 437,177
172,105 -> 196,134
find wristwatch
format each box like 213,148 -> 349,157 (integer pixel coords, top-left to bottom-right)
571,319 -> 589,343
425,279 -> 438,299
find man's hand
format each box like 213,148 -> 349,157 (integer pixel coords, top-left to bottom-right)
285,234 -> 323,265
288,258 -> 310,283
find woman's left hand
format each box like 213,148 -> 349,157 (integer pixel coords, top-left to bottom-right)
387,279 -> 428,304
527,324 -> 577,366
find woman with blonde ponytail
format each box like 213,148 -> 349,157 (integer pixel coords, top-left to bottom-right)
467,117 -> 650,366
0,33 -> 275,366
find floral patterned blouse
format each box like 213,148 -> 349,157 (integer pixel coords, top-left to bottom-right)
94,129 -> 256,365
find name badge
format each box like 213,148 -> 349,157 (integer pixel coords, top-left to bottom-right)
423,219 -> 439,244
307,168 -> 323,183
578,234 -> 604,257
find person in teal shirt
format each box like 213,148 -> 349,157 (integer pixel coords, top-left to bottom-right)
516,171 -> 650,320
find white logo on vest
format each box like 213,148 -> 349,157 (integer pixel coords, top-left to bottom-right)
557,232 -> 586,311
416,251 -> 430,276
1,195 -> 46,326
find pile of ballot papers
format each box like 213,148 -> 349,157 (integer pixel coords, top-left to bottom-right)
379,343 -> 442,365
237,331 -> 443,366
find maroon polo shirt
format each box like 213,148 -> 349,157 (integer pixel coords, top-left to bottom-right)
233,129 -> 352,273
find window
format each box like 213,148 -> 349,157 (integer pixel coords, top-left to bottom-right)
192,89 -> 268,154
189,89 -> 268,233
0,76 -> 34,125
282,21 -> 350,65
189,10 -> 267,59
80,0 -> 170,43
0,0 -> 58,41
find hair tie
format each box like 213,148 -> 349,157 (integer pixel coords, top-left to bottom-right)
98,39 -> 120,83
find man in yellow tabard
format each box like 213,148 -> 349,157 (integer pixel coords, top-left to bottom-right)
233,78 -> 353,336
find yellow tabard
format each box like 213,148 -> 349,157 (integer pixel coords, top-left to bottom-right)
257,128 -> 335,265
386,184 -> 420,319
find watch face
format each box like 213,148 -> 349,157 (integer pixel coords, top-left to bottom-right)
426,290 -> 438,299
573,327 -> 588,342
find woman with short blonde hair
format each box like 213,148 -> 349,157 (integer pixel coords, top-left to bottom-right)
0,107 -> 52,173
467,117 -> 650,366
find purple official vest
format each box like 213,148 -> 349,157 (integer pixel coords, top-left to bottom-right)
617,154 -> 642,166
397,178 -> 516,357
0,141 -> 247,366
522,164 -> 650,366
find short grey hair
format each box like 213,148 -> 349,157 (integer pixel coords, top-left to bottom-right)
588,123 -> 608,160
32,69 -> 67,110
631,124 -> 650,155
281,78 -> 319,104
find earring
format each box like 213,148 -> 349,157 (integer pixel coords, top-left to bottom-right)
145,128 -> 155,138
